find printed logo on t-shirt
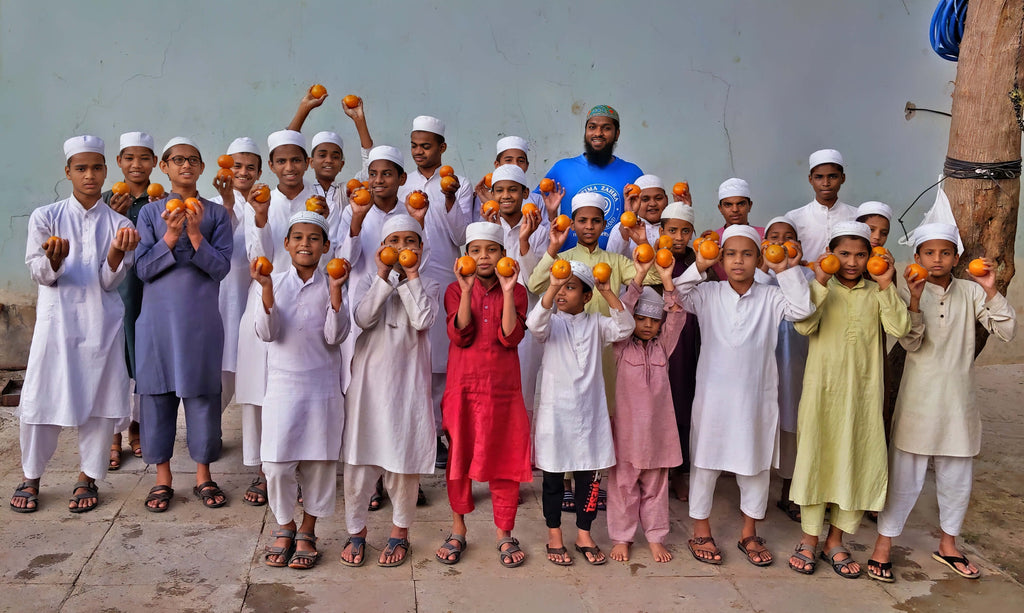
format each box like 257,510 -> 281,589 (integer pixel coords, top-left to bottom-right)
576,184 -> 620,219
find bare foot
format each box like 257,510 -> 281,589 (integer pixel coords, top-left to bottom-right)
610,542 -> 630,562
649,542 -> 672,563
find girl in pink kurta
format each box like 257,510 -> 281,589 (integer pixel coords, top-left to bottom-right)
608,258 -> 685,563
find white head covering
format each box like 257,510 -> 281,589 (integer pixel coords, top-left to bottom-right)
765,216 -> 796,235
569,260 -> 596,288
380,214 -> 423,242
496,136 -> 529,155
311,131 -> 344,152
287,210 -> 330,237
226,137 -> 260,156
634,287 -> 665,319
809,149 -> 844,171
465,221 -> 505,247
161,136 -> 199,157
721,224 -> 761,249
829,220 -> 871,242
718,177 -> 751,201
490,164 -> 528,188
368,145 -> 404,171
912,222 -> 961,252
119,132 -> 154,153
857,201 -> 893,221
63,135 -> 105,161
635,174 -> 665,191
660,202 -> 695,225
571,192 -> 607,215
412,115 -> 445,137
267,130 -> 306,156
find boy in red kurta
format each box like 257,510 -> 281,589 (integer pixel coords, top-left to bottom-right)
436,222 -> 532,568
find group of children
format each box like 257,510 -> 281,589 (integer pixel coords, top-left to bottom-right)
12,97 -> 1017,580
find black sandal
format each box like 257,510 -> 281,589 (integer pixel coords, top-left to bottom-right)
243,476 -> 267,507
264,528 -> 296,567
144,485 -> 174,513
776,499 -> 801,522
436,533 -> 466,565
868,558 -> 895,582
561,490 -> 575,513
69,480 -> 99,514
497,537 -> 525,568
193,481 -> 227,509
368,476 -> 386,511
10,481 -> 39,514
288,532 -> 320,570
416,485 -> 427,506
575,543 -> 607,566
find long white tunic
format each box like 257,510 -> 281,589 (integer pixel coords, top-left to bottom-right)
343,273 -> 438,474
210,191 -> 248,373
20,196 -> 132,426
255,267 -> 349,462
783,200 -> 858,260
527,302 -> 634,473
674,264 -> 815,476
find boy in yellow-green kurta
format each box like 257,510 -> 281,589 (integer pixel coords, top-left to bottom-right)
787,221 -> 910,579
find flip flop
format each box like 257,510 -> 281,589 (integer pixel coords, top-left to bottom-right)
688,536 -> 723,565
574,544 -> 607,566
10,481 -> 39,514
193,480 -> 227,509
737,535 -> 773,567
243,476 -> 267,507
68,480 -> 99,514
264,528 -> 296,568
436,533 -> 466,565
144,485 -> 174,513
379,537 -> 410,567
820,545 -> 861,579
339,536 -> 367,567
497,537 -> 525,568
288,532 -> 320,570
788,542 -> 816,575
932,552 -> 981,579
546,545 -> 573,566
867,558 -> 895,582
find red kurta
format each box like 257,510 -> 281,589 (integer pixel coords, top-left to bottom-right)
442,280 -> 533,483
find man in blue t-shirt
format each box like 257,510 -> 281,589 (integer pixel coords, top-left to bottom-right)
534,104 -> 643,249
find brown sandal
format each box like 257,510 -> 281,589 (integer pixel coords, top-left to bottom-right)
109,444 -> 122,471
688,536 -> 723,565
737,535 -> 773,567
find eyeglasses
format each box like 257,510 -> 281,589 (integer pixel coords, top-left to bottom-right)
169,156 -> 202,167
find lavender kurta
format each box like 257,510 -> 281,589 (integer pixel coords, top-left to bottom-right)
134,195 -> 233,397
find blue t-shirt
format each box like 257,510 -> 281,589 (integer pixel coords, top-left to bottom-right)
533,154 -> 643,249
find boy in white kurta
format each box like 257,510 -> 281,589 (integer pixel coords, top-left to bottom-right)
12,136 -> 139,514
341,215 -> 438,568
605,174 -> 667,260
253,211 -> 349,570
674,225 -> 814,567
867,224 -> 1016,582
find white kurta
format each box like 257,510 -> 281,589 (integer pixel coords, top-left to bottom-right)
255,267 -> 349,462
783,200 -> 858,260
893,280 -> 1016,457
343,273 -> 438,474
527,302 -> 635,473
210,191 -> 248,373
674,264 -> 815,476
20,197 -> 133,426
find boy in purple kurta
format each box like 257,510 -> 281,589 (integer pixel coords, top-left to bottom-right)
134,137 -> 233,513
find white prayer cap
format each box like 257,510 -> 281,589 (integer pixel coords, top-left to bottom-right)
63,135 -> 105,161
912,222 -> 961,252
287,210 -> 330,237
267,130 -> 306,156
721,224 -> 761,249
496,136 -> 529,155
465,221 -> 505,247
380,214 -> 423,242
635,174 -> 665,191
571,192 -> 607,215
809,149 -> 844,171
226,137 -> 261,156
569,260 -> 596,289
368,145 -> 404,171
829,220 -> 871,242
765,216 -> 796,235
634,287 -> 665,319
311,131 -> 344,152
857,201 -> 893,221
162,136 -> 200,157
491,164 -> 528,188
119,132 -> 154,153
412,115 -> 445,137
660,202 -> 695,225
718,177 -> 751,201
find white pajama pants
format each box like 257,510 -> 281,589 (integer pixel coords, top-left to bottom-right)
877,449 -> 973,538
20,417 -> 118,481
240,403 -> 262,467
689,467 -> 770,521
263,459 -> 337,525
344,464 -> 421,534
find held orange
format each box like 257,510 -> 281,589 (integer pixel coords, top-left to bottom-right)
539,178 -> 555,193
439,165 -> 454,178
252,185 -> 271,203
380,247 -> 399,266
111,182 -> 129,196
704,230 -> 720,244
905,263 -> 928,281
624,183 -> 641,197
165,198 -> 184,213
968,258 -> 989,277
636,243 -> 655,263
398,249 -> 418,268
496,257 -> 516,277
820,254 -> 841,275
551,259 -> 572,279
521,202 -> 539,217
693,237 -> 705,252
216,168 -> 234,181
784,241 -> 799,258
352,188 -> 371,206
764,244 -> 786,264
655,248 -> 674,268
440,175 -> 458,193
342,94 -> 361,108
184,197 -> 200,212
217,154 -> 234,169
326,258 -> 350,279
481,200 -> 499,218
592,262 -> 612,283
346,178 -> 362,193
408,191 -> 428,209
147,183 -> 165,199
867,256 -> 889,276
484,173 -> 493,188
872,246 -> 888,257
306,196 -> 322,212
699,240 -> 720,260
309,83 -> 327,98
255,256 -> 273,275
456,255 -> 477,276
47,235 -> 61,245
553,214 -> 571,232
761,240 -> 770,248
620,211 -> 638,228
361,180 -> 370,189
673,181 -> 689,197
657,235 -> 673,249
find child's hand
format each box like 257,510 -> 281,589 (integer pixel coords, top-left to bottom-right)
813,253 -> 834,286
541,184 -> 565,221
374,245 -> 394,279
455,257 -> 476,293
474,177 -> 491,207
249,257 -> 272,287
306,195 -> 329,218
765,247 -> 791,275
400,246 -> 422,277
213,173 -> 234,206
441,175 -> 460,196
299,89 -> 327,114
184,199 -> 205,242
519,207 -> 540,243
349,190 -> 373,219
108,192 -> 132,215
969,257 -> 997,294
624,187 -> 640,214
161,206 -> 187,241
498,259 -> 520,293
654,255 -> 674,281
694,242 -> 721,273
869,251 -> 896,289
405,191 -> 428,227
625,222 -> 648,246
904,265 -> 927,299
42,236 -> 69,271
673,189 -> 693,205
547,217 -> 571,257
787,240 -> 804,269
548,270 -> 569,291
594,276 -> 612,295
247,183 -> 271,223
111,227 -> 140,253
482,203 -> 500,224
632,245 -> 654,277
341,95 -> 364,121
328,264 -> 349,289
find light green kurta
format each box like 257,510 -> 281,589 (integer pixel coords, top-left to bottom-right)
790,277 -> 910,512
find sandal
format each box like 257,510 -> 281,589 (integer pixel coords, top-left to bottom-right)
10,481 -> 39,513
561,490 -> 575,513
193,480 -> 227,509
820,545 -> 861,578
129,437 -> 142,458
69,480 -> 99,514
789,542 -> 817,575
574,543 -> 607,566
497,536 -> 525,568
109,441 -> 122,471
339,536 -> 367,567
288,532 -> 321,570
368,477 -> 386,512
932,552 -> 981,579
379,537 -> 410,567
264,528 -> 296,567
776,499 -> 801,523
243,476 -> 267,507
416,486 -> 427,507
687,536 -> 723,565
596,488 -> 607,512
546,545 -> 573,566
436,533 -> 466,565
868,558 -> 895,583
144,485 -> 174,513
737,535 -> 773,567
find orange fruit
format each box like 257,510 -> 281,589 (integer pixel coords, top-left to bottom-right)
326,258 -> 350,279
806,261 -> 817,270
309,83 -> 327,98
165,198 -> 184,213
820,254 -> 841,275
408,191 -> 428,209
217,154 -> 234,169
539,178 -> 555,193
47,235 -> 61,245
784,241 -> 799,258
905,263 -> 928,281
216,168 -> 234,181
342,94 -> 360,108
872,246 -> 888,257
252,185 -> 271,203
657,235 -> 673,249
694,237 -> 705,251
147,183 -> 165,199
496,257 -> 516,277
764,244 -> 786,264
255,256 -> 273,275
439,165 -> 454,178
481,200 -> 499,218
968,258 -> 989,277
346,178 -> 362,193
305,196 -> 322,212
620,211 -> 638,228
484,173 -> 493,188
867,256 -> 889,276
440,175 -> 458,193
361,180 -> 370,189
399,249 -> 418,268
699,240 -> 720,260
704,230 -> 720,243
636,243 -> 655,263
553,214 -> 571,232
184,197 -> 200,212
380,246 -> 399,266
592,262 -> 612,283
656,248 -> 674,268
352,188 -> 371,206
624,183 -> 641,197
551,259 -> 572,279
673,181 -> 689,197
456,255 -> 477,276
521,202 -> 539,217
111,181 -> 129,196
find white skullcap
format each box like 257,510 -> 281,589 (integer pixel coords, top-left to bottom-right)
465,221 -> 505,247
635,174 -> 665,191
569,260 -> 596,288
368,145 -> 404,171
765,216 -> 796,234
287,211 -> 330,237
226,137 -> 260,156
721,224 -> 762,249
660,202 -> 695,225
496,136 -> 529,155
119,132 -> 154,153
829,220 -> 871,242
491,164 -> 528,187
571,192 -> 607,215
412,115 -> 445,137
267,130 -> 306,155
380,214 -> 423,242
718,177 -> 751,201
634,287 -> 665,319
857,201 -> 893,221
912,222 -> 961,252
809,149 -> 844,170
63,135 -> 105,161
311,131 -> 344,152
161,136 -> 199,157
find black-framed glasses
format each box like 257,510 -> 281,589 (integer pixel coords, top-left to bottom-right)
169,156 -> 202,167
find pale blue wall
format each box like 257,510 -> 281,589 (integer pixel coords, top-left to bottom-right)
0,0 -> 964,298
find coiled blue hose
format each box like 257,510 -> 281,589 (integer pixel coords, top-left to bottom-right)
930,0 -> 968,61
